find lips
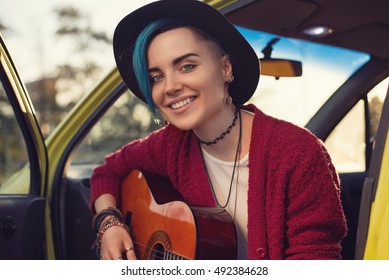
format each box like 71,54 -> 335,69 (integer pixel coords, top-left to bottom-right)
170,97 -> 195,109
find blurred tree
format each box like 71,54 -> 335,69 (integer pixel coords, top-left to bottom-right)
0,85 -> 29,184
51,5 -> 160,156
27,77 -> 62,137
0,22 -> 6,33
0,18 -> 10,34
369,96 -> 384,138
71,93 -> 163,165
53,5 -> 112,108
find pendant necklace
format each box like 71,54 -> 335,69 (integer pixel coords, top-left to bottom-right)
200,108 -> 242,219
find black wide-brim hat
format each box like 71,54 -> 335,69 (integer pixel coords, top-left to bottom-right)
113,0 -> 259,105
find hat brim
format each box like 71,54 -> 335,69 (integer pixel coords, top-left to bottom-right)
113,0 -> 259,105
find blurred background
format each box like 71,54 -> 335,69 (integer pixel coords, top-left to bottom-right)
0,0 -> 155,137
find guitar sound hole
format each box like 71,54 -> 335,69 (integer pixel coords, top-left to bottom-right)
145,230 -> 172,260
150,243 -> 165,260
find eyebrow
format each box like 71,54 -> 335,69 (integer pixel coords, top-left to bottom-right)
148,53 -> 199,73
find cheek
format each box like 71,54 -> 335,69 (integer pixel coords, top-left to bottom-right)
196,66 -> 224,86
151,86 -> 163,107
200,71 -> 226,96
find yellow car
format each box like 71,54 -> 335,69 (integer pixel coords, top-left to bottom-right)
0,0 -> 388,259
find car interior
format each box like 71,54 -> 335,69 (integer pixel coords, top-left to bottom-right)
52,0 -> 389,260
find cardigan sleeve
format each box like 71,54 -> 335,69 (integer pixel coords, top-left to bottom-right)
282,129 -> 347,259
89,125 -> 173,211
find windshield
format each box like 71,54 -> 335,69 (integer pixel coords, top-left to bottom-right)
237,26 -> 371,127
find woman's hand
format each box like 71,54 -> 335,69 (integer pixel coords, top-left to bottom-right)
94,193 -> 137,260
100,225 -> 137,260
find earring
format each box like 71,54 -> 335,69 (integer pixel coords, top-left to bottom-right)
226,96 -> 233,105
228,74 -> 235,84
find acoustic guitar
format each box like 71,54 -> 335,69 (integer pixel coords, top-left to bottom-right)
120,169 -> 237,260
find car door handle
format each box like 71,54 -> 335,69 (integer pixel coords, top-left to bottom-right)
1,217 -> 18,239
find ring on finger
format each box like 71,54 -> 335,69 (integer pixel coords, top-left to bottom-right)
125,246 -> 134,252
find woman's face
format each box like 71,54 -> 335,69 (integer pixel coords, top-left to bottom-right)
147,27 -> 232,131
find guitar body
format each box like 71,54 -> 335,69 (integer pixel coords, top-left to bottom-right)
120,169 -> 237,260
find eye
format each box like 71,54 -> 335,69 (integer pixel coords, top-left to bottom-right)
181,64 -> 196,71
150,74 -> 163,84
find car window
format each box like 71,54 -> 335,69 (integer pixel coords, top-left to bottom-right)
0,81 -> 29,192
325,77 -> 388,173
325,100 -> 366,172
68,89 -> 163,178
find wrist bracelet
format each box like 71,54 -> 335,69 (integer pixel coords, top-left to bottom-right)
92,206 -> 124,233
94,218 -> 130,251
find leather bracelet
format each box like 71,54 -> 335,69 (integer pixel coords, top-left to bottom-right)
92,206 -> 124,233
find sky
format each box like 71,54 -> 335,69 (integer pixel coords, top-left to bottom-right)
0,0 -> 156,82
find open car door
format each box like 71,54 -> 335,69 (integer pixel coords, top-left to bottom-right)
356,84 -> 389,259
0,34 -> 47,259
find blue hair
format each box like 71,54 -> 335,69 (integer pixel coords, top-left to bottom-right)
133,18 -> 187,115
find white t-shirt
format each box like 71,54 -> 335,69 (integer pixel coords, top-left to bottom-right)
201,147 -> 249,259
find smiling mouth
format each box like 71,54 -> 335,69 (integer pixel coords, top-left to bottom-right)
170,97 -> 195,109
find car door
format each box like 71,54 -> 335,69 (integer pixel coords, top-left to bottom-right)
0,34 -> 47,259
306,70 -> 388,259
355,84 -> 389,259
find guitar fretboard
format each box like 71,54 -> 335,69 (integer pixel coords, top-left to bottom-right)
163,250 -> 188,260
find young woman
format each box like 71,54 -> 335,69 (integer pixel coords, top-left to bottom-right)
90,0 -> 347,260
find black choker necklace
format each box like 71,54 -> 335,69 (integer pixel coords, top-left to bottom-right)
197,107 -> 239,145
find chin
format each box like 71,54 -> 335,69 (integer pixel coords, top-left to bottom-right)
171,123 -> 194,131
169,118 -> 198,131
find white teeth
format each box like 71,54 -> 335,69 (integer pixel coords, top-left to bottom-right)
171,97 -> 194,109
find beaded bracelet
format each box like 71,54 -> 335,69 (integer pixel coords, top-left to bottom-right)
92,206 -> 124,233
94,217 -> 130,252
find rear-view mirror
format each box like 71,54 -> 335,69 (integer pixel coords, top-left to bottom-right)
260,58 -> 302,78
260,37 -> 303,79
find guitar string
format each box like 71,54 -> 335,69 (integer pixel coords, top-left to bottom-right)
132,241 -> 188,260
132,243 -> 164,260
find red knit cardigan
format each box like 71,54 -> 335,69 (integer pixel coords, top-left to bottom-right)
90,104 -> 347,259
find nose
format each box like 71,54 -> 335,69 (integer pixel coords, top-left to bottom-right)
164,74 -> 183,96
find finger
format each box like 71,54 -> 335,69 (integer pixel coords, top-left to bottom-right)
101,246 -> 123,260
103,252 -> 123,260
124,246 -> 137,260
